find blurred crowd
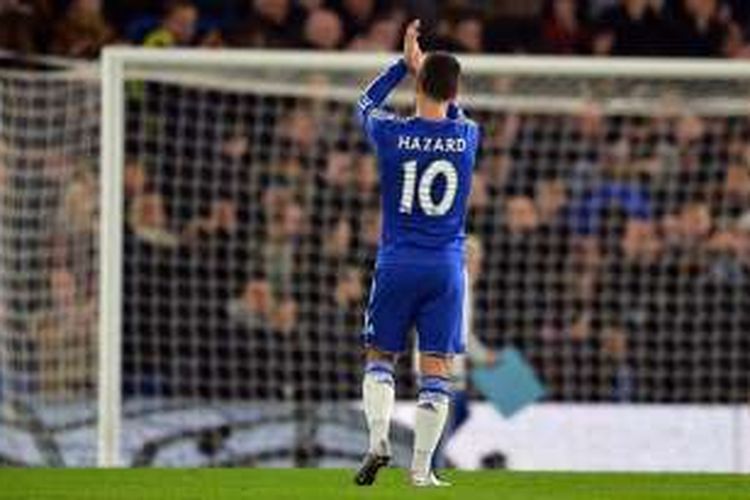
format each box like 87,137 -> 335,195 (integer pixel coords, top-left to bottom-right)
2,0 -> 750,59
470,108 -> 750,402
3,1 -> 750,407
110,80 -> 750,403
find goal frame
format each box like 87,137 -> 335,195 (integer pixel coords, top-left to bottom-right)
98,47 -> 750,467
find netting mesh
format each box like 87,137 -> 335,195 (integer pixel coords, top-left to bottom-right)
121,65 -> 750,406
472,108 -> 750,402
0,70 -> 99,463
122,77 -> 373,401
2,57 -> 750,465
0,71 -> 99,401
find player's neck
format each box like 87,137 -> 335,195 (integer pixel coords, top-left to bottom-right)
415,96 -> 447,121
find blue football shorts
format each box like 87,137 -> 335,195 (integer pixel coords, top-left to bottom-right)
362,260 -> 467,355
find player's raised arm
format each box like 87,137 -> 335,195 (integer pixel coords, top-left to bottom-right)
355,60 -> 407,129
356,20 -> 424,139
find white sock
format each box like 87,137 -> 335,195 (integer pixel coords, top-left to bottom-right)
411,377 -> 451,477
363,362 -> 395,455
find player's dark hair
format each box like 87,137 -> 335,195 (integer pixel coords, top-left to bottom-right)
418,52 -> 461,102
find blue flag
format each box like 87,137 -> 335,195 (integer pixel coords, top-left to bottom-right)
471,347 -> 546,418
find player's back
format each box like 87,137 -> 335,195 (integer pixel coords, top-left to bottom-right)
370,113 -> 479,265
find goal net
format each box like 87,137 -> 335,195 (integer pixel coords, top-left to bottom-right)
2,51 -> 750,466
0,63 -> 100,465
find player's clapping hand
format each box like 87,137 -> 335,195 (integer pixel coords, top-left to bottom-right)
404,19 -> 424,74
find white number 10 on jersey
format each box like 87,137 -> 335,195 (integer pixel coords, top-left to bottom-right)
399,160 -> 458,217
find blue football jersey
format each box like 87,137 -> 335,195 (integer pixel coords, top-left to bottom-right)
357,59 -> 480,265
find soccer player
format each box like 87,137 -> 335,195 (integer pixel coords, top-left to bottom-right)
353,20 -> 480,487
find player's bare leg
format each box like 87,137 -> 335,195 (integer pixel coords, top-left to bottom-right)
410,354 -> 452,487
354,348 -> 396,486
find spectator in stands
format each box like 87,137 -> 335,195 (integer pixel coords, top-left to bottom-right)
263,195 -> 304,298
264,157 -> 306,207
303,8 -> 344,50
428,8 -> 483,52
707,213 -> 750,394
592,219 -> 663,400
50,0 -> 116,58
220,130 -> 250,161
724,0 -> 750,40
492,196 -> 548,339
671,0 -> 742,57
532,176 -> 573,335
60,165 -> 97,237
142,1 -> 198,48
576,103 -> 605,141
663,199 -> 714,252
101,0 -> 145,32
488,0 -> 545,19
121,187 -> 177,398
593,0 -> 668,56
300,151 -> 365,398
198,28 -> 226,48
227,275 -> 298,397
127,192 -> 180,247
351,153 -> 380,265
325,218 -> 353,260
535,178 -> 569,226
0,0 -> 53,54
272,296 -> 298,334
182,198 -> 255,396
299,0 -> 324,10
311,151 -> 354,230
32,267 -> 96,396
124,160 -> 147,198
329,264 -> 366,384
353,154 -> 379,208
348,14 -> 403,51
469,170 -> 491,214
333,0 -> 382,45
334,266 -> 364,308
570,135 -> 653,237
183,199 -> 236,240
453,10 -> 485,52
232,0 -> 307,48
370,15 -> 405,50
479,114 -> 519,186
659,199 -> 727,399
733,212 -> 750,270
229,277 -> 275,332
720,161 -> 750,218
4,0 -> 750,58
277,107 -> 321,165
483,0 -> 544,53
540,0 -> 590,54
0,160 -> 7,190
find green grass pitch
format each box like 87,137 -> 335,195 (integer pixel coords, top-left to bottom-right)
1,468 -> 749,499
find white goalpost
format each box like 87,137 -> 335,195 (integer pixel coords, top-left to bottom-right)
1,48 -> 749,468
98,50 -> 126,467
